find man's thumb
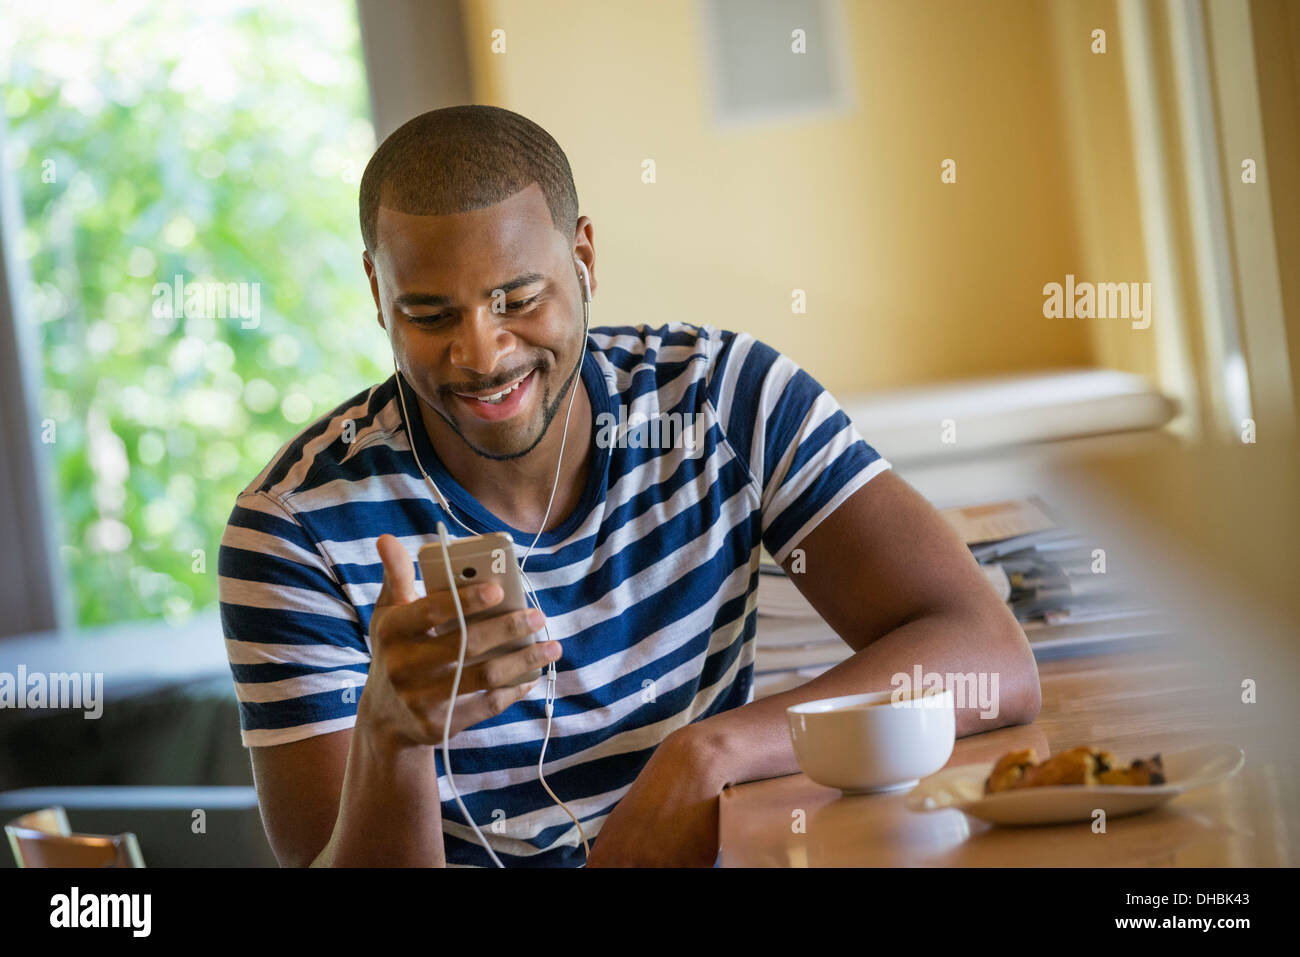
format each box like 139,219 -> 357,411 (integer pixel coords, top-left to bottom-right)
374,534 -> 419,608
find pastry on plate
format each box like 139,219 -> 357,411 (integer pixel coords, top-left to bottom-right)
1098,754 -> 1165,786
985,748 -> 1038,793
984,747 -> 1165,794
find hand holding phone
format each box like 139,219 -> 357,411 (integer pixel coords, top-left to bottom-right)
417,531 -> 544,687
359,533 -> 559,752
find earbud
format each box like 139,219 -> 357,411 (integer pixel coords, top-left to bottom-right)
575,259 -> 591,304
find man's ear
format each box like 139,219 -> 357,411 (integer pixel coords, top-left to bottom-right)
572,216 -> 597,299
362,250 -> 385,334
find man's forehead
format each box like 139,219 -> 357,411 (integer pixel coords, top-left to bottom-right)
373,186 -> 562,281
376,215 -> 564,299
374,182 -> 556,246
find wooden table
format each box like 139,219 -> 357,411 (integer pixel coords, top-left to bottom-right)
719,648 -> 1298,866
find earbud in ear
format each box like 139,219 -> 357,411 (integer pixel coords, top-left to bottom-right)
575,259 -> 591,304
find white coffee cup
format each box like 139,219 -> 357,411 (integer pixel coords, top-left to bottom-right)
787,686 -> 956,793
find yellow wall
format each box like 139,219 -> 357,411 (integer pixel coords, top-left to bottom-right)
460,0 -> 1095,395
1048,0 -> 1160,387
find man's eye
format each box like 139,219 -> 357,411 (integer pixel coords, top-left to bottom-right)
407,296 -> 537,323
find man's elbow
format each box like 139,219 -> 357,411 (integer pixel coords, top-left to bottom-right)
942,607 -> 1042,735
1009,668 -> 1042,727
998,621 -> 1041,727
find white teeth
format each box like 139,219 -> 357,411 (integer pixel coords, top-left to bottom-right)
464,372 -> 528,404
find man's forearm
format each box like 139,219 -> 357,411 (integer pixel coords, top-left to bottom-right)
688,608 -> 1041,788
312,714 -> 446,867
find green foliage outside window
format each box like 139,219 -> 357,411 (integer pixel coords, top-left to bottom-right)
2,0 -> 385,628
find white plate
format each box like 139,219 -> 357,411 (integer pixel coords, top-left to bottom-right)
905,742 -> 1245,826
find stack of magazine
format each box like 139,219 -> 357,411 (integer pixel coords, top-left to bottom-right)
752,497 -> 1171,697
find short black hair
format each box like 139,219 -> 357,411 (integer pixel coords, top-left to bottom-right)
359,105 -> 579,254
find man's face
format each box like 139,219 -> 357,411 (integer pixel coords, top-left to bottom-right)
364,183 -> 587,461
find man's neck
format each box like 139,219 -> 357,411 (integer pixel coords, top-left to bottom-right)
416,373 -> 594,535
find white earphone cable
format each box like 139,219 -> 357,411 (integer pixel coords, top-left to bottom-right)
392,263 -> 593,866
434,519 -> 505,868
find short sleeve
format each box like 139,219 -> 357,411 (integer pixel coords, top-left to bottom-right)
705,330 -> 892,566
217,491 -> 372,747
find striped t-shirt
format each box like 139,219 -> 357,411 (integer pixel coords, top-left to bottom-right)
217,322 -> 890,866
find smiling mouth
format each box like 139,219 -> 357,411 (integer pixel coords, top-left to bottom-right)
450,368 -> 534,406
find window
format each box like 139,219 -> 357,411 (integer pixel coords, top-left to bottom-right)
1,0 -> 385,630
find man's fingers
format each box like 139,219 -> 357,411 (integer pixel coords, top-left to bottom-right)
458,640 -> 558,695
419,677 -> 542,736
481,677 -> 542,721
374,534 -> 418,608
381,583 -> 508,645
462,607 -> 546,659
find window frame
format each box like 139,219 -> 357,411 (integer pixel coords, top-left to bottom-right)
0,114 -> 64,641
0,0 -> 471,655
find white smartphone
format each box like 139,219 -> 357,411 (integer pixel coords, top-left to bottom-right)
416,531 -> 542,687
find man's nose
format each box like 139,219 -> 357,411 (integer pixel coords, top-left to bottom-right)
449,307 -> 513,374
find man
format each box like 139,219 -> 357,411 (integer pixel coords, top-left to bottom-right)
218,105 -> 1041,868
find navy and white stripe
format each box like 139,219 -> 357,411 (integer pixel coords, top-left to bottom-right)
218,322 -> 890,866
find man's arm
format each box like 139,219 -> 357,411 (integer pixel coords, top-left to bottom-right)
249,732 -> 349,868
686,469 -> 1042,786
250,717 -> 447,868
243,534 -> 556,867
584,469 -> 1040,867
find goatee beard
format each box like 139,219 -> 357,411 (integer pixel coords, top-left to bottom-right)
442,352 -> 583,462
